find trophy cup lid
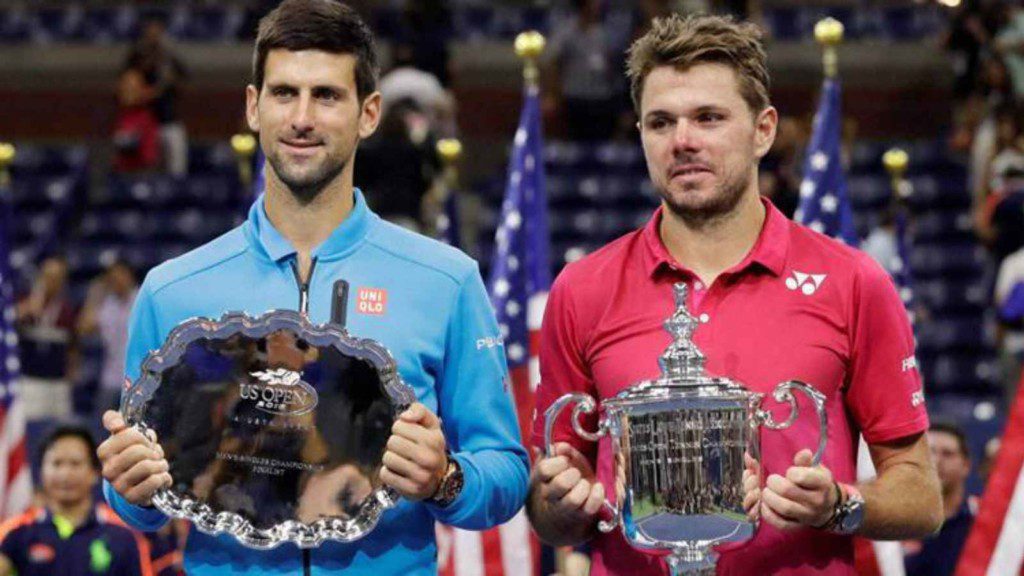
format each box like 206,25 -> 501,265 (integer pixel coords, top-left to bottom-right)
606,283 -> 745,406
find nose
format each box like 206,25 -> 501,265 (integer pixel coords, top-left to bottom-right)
672,120 -> 701,154
290,93 -> 315,134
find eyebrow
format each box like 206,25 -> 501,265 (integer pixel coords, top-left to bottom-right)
265,82 -> 349,95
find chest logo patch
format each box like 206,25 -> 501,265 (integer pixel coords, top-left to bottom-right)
785,271 -> 827,295
29,543 -> 55,563
356,287 -> 388,316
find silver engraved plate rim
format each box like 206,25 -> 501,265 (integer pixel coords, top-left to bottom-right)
121,309 -> 418,550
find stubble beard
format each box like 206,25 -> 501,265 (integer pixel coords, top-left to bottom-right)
658,166 -> 751,229
266,148 -> 349,206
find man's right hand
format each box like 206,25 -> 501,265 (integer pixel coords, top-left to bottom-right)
97,410 -> 172,507
530,442 -> 605,531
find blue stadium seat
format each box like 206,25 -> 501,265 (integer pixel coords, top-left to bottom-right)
0,7 -> 32,43
75,6 -> 137,43
911,211 -> 974,243
905,175 -> 971,210
916,318 -> 994,354
594,142 -> 645,174
913,279 -> 990,314
848,174 -> 891,210
102,175 -> 180,208
908,242 -> 989,278
182,7 -> 244,42
920,354 -> 1001,394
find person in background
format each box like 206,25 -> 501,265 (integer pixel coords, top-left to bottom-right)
125,18 -> 189,177
77,260 -> 138,422
0,425 -> 153,576
113,67 -> 161,173
903,422 -> 977,576
15,256 -> 77,421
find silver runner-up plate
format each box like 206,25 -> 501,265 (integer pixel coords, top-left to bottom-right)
120,310 -> 417,550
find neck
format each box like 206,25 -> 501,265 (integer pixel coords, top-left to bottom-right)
659,190 -> 766,286
943,485 -> 965,520
264,166 -> 355,278
49,497 -> 93,529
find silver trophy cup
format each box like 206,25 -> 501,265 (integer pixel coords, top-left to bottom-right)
544,283 -> 827,575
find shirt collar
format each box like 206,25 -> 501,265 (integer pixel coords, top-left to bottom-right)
641,197 -> 790,279
246,188 -> 375,262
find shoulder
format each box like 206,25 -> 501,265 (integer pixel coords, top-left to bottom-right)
553,229 -> 642,299
143,225 -> 249,296
0,507 -> 42,542
787,222 -> 892,288
364,219 -> 479,287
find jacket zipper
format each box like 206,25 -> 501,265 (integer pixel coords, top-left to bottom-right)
303,549 -> 312,575
290,257 -> 318,314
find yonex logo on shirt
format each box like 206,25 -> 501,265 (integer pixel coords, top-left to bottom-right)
356,288 -> 388,315
902,356 -> 918,372
785,271 -> 827,295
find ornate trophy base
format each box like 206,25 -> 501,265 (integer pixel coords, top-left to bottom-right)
665,545 -> 717,576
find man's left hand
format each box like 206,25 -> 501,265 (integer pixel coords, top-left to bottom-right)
760,449 -> 838,531
381,403 -> 449,501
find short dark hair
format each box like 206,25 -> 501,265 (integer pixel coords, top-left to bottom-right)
930,421 -> 970,460
253,0 -> 379,101
38,425 -> 100,471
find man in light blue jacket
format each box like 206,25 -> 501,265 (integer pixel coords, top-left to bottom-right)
95,1 -> 529,573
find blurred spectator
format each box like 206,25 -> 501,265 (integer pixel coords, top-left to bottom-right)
0,426 -> 153,576
964,56 -> 1013,199
355,98 -> 440,231
543,0 -> 630,142
15,256 -> 76,421
76,261 -> 138,423
995,244 -> 1024,395
902,422 -> 977,576
943,1 -> 994,103
394,0 -> 454,88
862,207 -> 900,276
112,67 -> 161,173
379,50 -> 457,139
758,115 -> 804,219
145,523 -> 184,576
977,104 -> 1024,259
994,1 -> 1024,102
126,18 -> 189,177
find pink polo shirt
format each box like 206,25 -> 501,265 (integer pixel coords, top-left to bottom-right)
531,199 -> 928,575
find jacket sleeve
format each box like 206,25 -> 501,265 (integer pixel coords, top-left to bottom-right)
103,278 -> 171,532
425,266 -> 530,528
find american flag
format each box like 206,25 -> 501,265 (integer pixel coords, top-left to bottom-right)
0,173 -> 31,519
956,371 -> 1024,576
796,77 -> 909,576
794,77 -> 858,248
436,71 -> 547,576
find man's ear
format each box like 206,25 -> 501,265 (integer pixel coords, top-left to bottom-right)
358,92 -> 382,140
754,105 -> 779,160
245,84 -> 260,133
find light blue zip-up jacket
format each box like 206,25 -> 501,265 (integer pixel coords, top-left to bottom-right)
103,190 -> 529,575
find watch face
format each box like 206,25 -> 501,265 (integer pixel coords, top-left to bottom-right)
840,500 -> 865,533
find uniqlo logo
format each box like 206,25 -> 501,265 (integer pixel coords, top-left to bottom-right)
356,288 -> 388,315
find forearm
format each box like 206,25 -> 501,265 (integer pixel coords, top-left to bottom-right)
103,479 -> 170,532
857,459 -> 942,540
428,449 -> 528,529
525,483 -> 596,547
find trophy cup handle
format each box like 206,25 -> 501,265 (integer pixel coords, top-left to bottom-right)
543,393 -> 620,533
757,381 -> 828,466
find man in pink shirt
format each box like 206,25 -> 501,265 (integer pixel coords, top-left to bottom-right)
527,14 -> 943,575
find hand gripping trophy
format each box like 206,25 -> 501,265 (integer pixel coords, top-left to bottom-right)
545,283 -> 828,575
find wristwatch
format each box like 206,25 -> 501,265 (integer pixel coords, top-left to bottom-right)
826,483 -> 866,535
428,453 -> 464,508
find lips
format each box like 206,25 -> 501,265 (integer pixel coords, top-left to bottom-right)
670,164 -> 713,178
280,139 -> 322,151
